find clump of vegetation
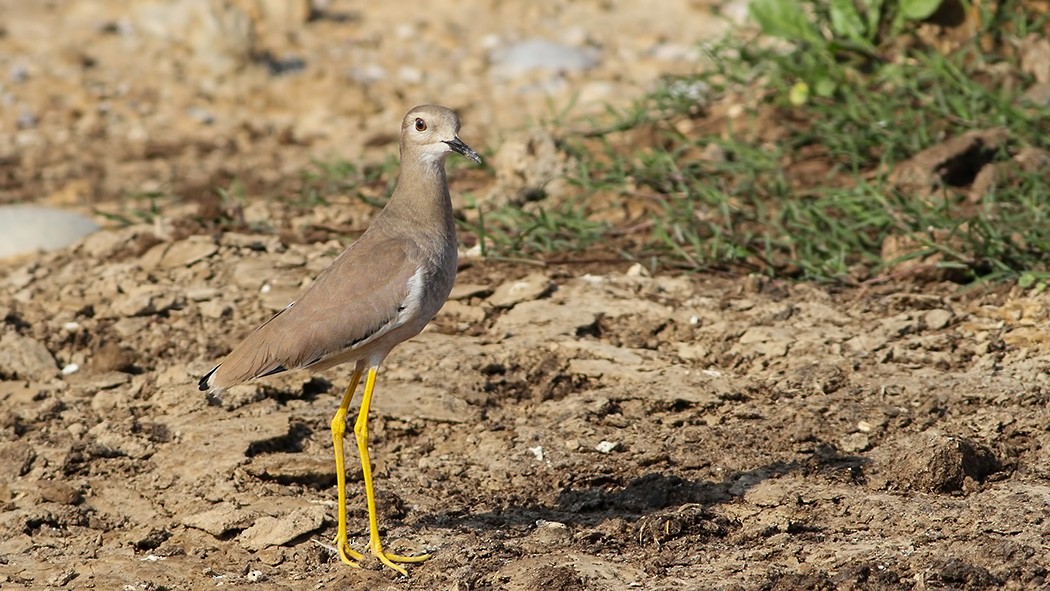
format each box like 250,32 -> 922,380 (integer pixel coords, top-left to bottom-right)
463,0 -> 1050,285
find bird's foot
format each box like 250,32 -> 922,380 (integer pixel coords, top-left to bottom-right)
333,535 -> 430,575
368,543 -> 431,576
333,534 -> 365,567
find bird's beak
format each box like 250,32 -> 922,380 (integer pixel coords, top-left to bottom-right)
444,137 -> 482,164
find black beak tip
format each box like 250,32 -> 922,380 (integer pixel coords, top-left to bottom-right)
446,138 -> 482,165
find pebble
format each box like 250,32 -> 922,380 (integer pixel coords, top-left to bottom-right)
186,106 -> 214,124
131,0 -> 253,80
485,129 -> 567,207
439,300 -> 486,324
245,453 -> 333,486
238,506 -> 327,551
0,441 -> 36,477
490,38 -> 599,79
1022,82 -> 1050,106
0,205 -> 99,259
38,479 -> 82,505
109,285 -> 181,317
199,300 -> 232,319
183,504 -> 258,537
0,332 -> 57,380
839,432 -> 870,453
488,273 -> 553,308
870,430 -> 999,492
448,283 -> 492,301
595,440 -> 620,454
158,238 -> 219,269
532,520 -> 570,545
625,263 -> 650,278
924,308 -> 954,330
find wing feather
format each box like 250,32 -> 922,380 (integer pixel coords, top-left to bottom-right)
201,231 -> 421,392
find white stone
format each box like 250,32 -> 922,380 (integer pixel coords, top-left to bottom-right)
0,205 -> 99,259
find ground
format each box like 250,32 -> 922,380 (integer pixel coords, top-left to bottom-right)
2,1 -> 1050,590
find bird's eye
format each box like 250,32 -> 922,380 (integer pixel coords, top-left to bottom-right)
414,118 -> 427,132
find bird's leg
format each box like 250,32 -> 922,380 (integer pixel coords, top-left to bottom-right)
331,367 -> 365,566
353,366 -> 431,575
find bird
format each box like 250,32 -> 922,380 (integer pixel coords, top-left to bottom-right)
198,104 -> 481,575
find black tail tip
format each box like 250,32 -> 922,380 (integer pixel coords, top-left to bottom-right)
198,366 -> 218,392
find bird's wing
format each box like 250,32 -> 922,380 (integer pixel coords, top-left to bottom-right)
201,231 -> 423,391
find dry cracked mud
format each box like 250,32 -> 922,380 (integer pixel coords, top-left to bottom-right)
2,1 -> 1050,590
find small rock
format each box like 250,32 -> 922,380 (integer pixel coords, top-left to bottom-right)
839,432 -> 870,453
1020,33 -> 1050,84
438,300 -> 486,324
239,506 -> 327,551
80,372 -> 133,396
199,299 -> 232,319
488,273 -> 553,308
89,343 -> 137,373
109,285 -> 182,317
158,237 -> 219,269
484,129 -> 568,206
1021,82 -> 1050,106
732,326 -> 792,358
0,331 -> 57,380
0,205 -> 100,259
45,570 -> 78,587
448,283 -> 492,301
219,233 -> 283,251
132,0 -> 254,81
532,520 -> 570,545
889,128 -> 1008,197
595,440 -> 620,454
924,308 -> 954,330
0,441 -> 36,477
246,453 -> 334,486
868,430 -> 999,493
625,263 -> 650,277
699,142 -> 728,162
490,38 -> 599,79
38,479 -> 82,505
186,287 -> 221,301
183,504 -> 258,537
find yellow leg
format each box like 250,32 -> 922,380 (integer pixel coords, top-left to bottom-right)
353,367 -> 431,575
331,367 -> 366,566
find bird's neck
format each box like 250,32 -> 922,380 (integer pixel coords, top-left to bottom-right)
376,158 -> 455,240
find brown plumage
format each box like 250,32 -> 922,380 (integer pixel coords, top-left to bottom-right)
196,105 -> 481,574
199,104 -> 479,394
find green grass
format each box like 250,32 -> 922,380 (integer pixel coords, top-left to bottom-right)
456,0 -> 1050,284
260,1 -> 1048,285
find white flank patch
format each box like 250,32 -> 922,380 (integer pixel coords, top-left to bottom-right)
396,266 -> 427,327
348,266 -> 427,352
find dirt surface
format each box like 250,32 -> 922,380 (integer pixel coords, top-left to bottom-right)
3,2 -> 1050,591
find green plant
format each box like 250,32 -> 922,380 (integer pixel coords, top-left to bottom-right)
747,0 -> 953,102
460,1 -> 1050,285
